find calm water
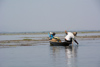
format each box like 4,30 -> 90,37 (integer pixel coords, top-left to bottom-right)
0,34 -> 47,40
0,39 -> 100,67
0,33 -> 100,67
0,33 -> 100,40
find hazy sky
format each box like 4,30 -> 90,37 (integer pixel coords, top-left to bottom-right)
0,0 -> 100,32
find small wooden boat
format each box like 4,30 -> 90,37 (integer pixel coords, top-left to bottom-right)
50,41 -> 71,46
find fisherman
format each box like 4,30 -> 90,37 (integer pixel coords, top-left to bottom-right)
65,30 -> 79,45
49,32 -> 56,40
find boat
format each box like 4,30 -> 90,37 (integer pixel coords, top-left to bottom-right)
50,41 -> 71,46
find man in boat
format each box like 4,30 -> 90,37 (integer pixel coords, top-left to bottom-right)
65,30 -> 79,45
49,32 -> 56,40
49,32 -> 61,42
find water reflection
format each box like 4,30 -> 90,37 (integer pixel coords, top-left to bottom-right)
50,45 -> 78,67
65,46 -> 78,67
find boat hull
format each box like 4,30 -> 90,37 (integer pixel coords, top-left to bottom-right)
50,41 -> 71,46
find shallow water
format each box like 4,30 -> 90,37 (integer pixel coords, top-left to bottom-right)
0,33 -> 100,67
0,39 -> 100,67
0,34 -> 47,40
0,33 -> 100,41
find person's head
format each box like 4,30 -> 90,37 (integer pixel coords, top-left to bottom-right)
65,30 -> 67,33
50,32 -> 56,36
65,30 -> 68,35
73,32 -> 77,36
50,32 -> 53,35
53,32 -> 56,36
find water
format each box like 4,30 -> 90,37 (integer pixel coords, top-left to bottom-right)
0,39 -> 100,67
0,33 -> 100,67
0,34 -> 48,40
0,33 -> 100,41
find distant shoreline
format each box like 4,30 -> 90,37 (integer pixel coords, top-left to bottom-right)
0,31 -> 100,35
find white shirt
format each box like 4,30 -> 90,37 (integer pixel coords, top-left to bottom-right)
65,32 -> 75,41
